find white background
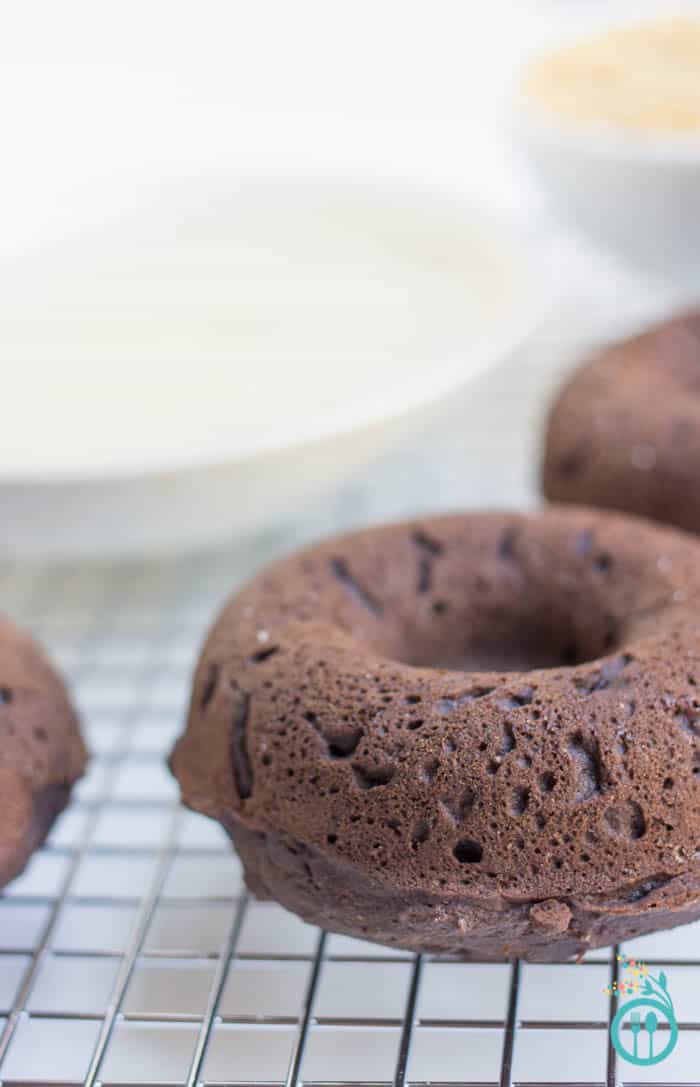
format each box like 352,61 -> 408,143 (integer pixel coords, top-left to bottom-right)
0,0 -> 626,253
0,0 -> 694,549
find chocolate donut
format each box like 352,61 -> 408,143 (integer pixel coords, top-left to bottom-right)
1,616 -> 86,889
171,508 -> 700,961
543,311 -> 700,534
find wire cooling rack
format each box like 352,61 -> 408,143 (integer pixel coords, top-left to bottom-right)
1,548 -> 700,1087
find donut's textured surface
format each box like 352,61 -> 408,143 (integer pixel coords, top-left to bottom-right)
0,616 -> 86,889
543,311 -> 700,534
171,508 -> 700,960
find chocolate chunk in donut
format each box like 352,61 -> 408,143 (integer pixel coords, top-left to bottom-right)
170,507 -> 700,961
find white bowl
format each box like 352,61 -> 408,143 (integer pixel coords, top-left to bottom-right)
516,12 -> 700,285
0,177 -> 547,559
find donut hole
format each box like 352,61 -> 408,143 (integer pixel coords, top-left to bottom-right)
384,592 -> 622,673
327,520 -> 668,674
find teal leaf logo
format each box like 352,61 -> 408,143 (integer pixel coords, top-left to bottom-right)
607,955 -> 679,1067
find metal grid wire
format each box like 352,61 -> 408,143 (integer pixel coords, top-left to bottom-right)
2,549 -> 700,1087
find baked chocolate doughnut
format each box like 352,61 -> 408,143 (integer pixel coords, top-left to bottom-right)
543,311 -> 700,534
0,616 -> 86,889
171,508 -> 700,961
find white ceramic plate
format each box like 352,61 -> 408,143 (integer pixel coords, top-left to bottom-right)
0,177 -> 547,557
